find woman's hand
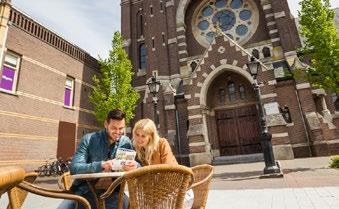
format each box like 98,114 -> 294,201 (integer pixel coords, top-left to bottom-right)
122,160 -> 137,171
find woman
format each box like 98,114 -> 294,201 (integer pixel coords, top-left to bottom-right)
131,118 -> 194,209
132,118 -> 177,166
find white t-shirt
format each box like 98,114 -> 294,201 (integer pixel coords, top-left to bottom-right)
184,189 -> 194,209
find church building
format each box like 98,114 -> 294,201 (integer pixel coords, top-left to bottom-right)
121,0 -> 339,165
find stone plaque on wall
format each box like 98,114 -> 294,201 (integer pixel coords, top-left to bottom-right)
274,67 -> 285,78
264,102 -> 280,115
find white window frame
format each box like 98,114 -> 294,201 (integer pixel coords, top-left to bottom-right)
64,76 -> 75,108
0,51 -> 21,94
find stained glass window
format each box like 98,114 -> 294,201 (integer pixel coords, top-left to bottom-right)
139,43 -> 146,69
228,82 -> 236,102
202,6 -> 213,17
193,0 -> 257,47
212,11 -> 236,31
231,0 -> 243,9
236,25 -> 248,36
239,10 -> 251,21
239,85 -> 246,99
198,20 -> 210,30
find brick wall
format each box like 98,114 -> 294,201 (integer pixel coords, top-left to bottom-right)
0,7 -> 100,170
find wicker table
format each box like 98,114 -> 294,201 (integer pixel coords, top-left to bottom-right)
71,172 -> 125,209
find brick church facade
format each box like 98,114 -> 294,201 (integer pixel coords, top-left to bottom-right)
121,0 -> 339,165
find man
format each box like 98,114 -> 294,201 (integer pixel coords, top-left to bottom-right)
57,109 -> 136,209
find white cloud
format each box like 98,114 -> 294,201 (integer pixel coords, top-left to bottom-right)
11,0 -> 120,59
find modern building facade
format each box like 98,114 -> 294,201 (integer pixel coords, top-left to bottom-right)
121,0 -> 339,165
0,0 -> 100,169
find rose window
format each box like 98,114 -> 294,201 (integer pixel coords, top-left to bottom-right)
193,0 -> 259,47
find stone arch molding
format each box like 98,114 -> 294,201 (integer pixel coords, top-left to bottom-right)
176,0 -> 191,26
198,64 -> 254,107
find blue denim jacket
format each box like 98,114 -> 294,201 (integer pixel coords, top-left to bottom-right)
70,129 -> 133,194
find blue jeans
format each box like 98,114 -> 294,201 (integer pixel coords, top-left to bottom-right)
57,190 -> 128,209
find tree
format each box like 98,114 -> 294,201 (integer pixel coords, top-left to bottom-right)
89,31 -> 139,125
298,0 -> 339,93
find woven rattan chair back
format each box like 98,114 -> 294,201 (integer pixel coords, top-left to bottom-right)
191,164 -> 213,209
126,164 -> 193,209
101,164 -> 193,209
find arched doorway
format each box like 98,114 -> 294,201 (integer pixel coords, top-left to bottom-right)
206,71 -> 261,156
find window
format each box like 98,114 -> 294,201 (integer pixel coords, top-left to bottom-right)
0,52 -> 21,93
152,38 -> 155,49
150,6 -> 153,16
227,81 -> 236,102
160,1 -> 164,12
137,11 -> 144,37
219,88 -> 225,104
64,76 -> 74,107
193,0 -> 259,47
252,49 -> 259,59
239,85 -> 246,99
262,47 -> 271,58
190,61 -> 197,72
139,43 -> 146,69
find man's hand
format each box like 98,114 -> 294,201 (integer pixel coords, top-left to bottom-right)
101,160 -> 113,172
122,160 -> 137,171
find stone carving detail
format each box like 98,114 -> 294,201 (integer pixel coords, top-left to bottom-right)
218,46 -> 225,54
266,114 -> 287,127
187,124 -> 204,136
305,112 -> 321,130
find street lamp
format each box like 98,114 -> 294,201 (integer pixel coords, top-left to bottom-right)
147,74 -> 161,127
246,57 -> 281,174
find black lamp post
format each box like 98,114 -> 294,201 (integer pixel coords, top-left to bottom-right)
147,74 -> 161,127
247,57 -> 281,174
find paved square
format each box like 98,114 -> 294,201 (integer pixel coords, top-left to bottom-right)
1,157 -> 339,209
207,187 -> 339,209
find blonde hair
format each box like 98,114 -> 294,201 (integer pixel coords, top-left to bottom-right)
132,118 -> 160,165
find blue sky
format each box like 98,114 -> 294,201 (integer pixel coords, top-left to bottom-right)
11,0 -> 339,59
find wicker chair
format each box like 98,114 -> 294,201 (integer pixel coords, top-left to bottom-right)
58,171 -> 72,191
101,164 -> 194,209
190,164 -> 213,209
7,172 -> 38,209
0,166 -> 26,199
0,166 -> 91,209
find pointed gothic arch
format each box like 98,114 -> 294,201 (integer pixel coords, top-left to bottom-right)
198,64 -> 254,107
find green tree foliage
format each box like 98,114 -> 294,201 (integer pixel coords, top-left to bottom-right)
329,155 -> 339,168
89,32 -> 139,125
298,0 -> 339,93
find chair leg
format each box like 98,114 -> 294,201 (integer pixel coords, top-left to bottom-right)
7,173 -> 37,209
117,181 -> 126,209
98,199 -> 106,209
7,191 -> 22,209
